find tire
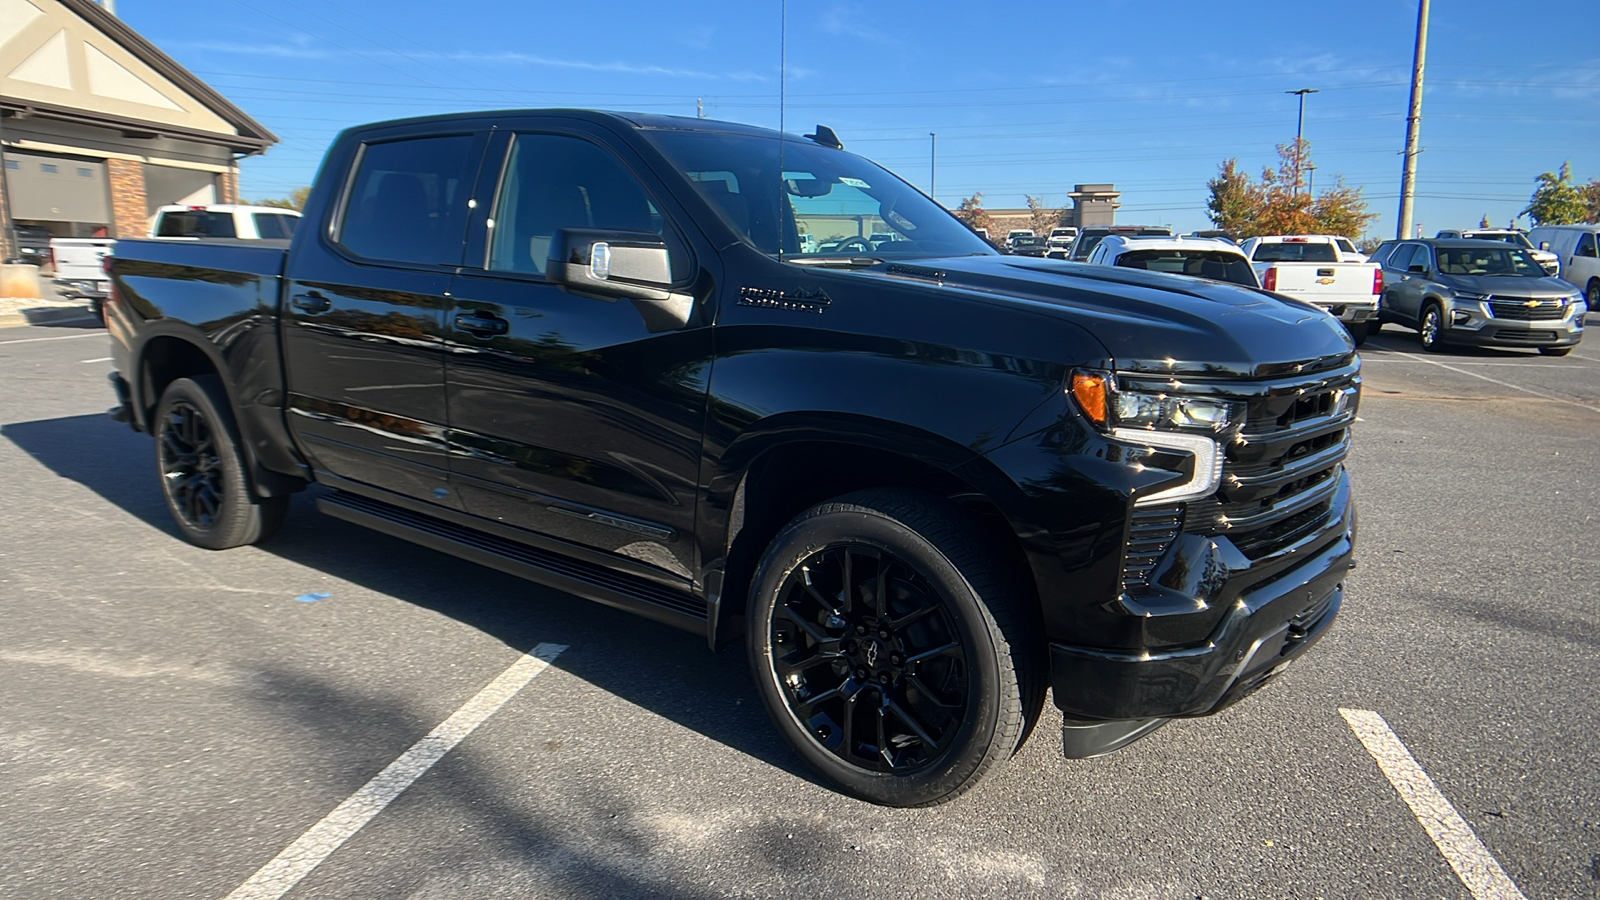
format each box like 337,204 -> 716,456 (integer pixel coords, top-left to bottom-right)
153,376 -> 287,549
1587,279 -> 1599,310
1539,346 -> 1572,357
1418,303 -> 1445,353
1346,321 -> 1369,347
1367,319 -> 1383,336
746,488 -> 1042,807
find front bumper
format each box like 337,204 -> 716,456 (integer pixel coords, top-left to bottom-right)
1050,479 -> 1354,739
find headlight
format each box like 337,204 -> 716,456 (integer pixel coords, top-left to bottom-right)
1071,371 -> 1242,433
1453,290 -> 1490,302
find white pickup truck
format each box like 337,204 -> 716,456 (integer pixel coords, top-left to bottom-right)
1239,235 -> 1382,344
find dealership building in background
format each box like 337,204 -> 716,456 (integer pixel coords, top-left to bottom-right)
0,0 -> 275,257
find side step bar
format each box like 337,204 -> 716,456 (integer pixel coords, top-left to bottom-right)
317,490 -> 707,633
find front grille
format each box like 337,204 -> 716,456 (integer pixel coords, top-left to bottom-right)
1122,505 -> 1183,591
1488,298 -> 1567,321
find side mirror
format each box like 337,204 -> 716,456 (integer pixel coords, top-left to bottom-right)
1408,263 -> 1428,275
1538,241 -> 1551,251
546,228 -> 694,331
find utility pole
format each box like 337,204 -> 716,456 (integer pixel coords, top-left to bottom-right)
929,132 -> 936,201
1397,0 -> 1429,239
1286,88 -> 1318,196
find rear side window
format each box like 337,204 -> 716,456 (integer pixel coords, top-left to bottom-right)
156,211 -> 236,238
1249,241 -> 1338,263
253,213 -> 298,240
339,135 -> 476,265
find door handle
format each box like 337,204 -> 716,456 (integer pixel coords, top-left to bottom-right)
292,293 -> 330,313
453,311 -> 509,337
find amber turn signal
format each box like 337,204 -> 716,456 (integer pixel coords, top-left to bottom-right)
1070,372 -> 1109,426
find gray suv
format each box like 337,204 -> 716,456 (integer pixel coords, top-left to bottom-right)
1375,238 -> 1585,356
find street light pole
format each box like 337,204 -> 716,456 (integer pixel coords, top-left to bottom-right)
1286,88 -> 1318,197
929,132 -> 936,202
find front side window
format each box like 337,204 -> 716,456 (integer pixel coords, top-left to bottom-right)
644,129 -> 993,260
1576,233 -> 1597,258
1436,247 -> 1547,277
486,133 -> 679,278
339,135 -> 476,265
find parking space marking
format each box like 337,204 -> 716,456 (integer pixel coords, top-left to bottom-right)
223,643 -> 568,900
80,357 -> 112,363
1384,349 -> 1600,414
1361,359 -> 1599,369
1340,708 -> 1527,900
0,331 -> 106,345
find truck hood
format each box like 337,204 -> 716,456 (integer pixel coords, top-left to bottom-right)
1434,272 -> 1577,297
850,255 -> 1355,376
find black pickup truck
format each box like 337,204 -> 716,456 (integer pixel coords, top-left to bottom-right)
106,110 -> 1358,807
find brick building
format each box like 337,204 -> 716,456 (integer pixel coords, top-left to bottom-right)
978,185 -> 1124,237
0,0 -> 275,257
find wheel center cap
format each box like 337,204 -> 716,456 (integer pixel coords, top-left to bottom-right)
863,639 -> 881,669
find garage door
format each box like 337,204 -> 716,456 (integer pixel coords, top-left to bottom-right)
2,151 -> 111,224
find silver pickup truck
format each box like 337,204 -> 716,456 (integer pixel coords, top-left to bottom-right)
1240,235 -> 1382,345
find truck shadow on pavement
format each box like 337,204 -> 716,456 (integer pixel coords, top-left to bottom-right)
3,412 -> 822,795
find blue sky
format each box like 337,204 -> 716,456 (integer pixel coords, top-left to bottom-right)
119,0 -> 1597,241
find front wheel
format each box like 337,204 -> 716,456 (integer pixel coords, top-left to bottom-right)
746,489 -> 1041,807
154,376 -> 288,549
1419,303 -> 1445,353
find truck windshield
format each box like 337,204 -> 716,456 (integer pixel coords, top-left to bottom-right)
1114,250 -> 1258,286
642,129 -> 995,260
1250,242 -> 1338,263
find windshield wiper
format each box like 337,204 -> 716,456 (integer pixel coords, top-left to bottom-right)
786,256 -> 883,268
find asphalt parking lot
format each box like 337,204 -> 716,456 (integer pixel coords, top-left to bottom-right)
2,316 -> 1597,900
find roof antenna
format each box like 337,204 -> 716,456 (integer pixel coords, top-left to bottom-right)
804,125 -> 843,150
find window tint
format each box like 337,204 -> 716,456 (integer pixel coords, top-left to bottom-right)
253,213 -> 298,239
156,211 -> 237,238
1249,241 -> 1338,263
1114,250 -> 1257,287
340,135 -> 475,265
487,134 -> 677,278
1577,233 -> 1598,258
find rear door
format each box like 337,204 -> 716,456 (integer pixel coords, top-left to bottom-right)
442,124 -> 713,582
280,127 -> 488,506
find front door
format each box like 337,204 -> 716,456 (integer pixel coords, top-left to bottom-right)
444,129 -> 712,582
281,130 -> 486,506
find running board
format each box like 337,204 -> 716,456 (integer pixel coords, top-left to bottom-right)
316,490 -> 707,633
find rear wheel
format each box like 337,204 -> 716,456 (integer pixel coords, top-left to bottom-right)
746,489 -> 1041,807
1347,322 -> 1370,347
1587,279 -> 1599,310
1419,303 -> 1445,352
154,376 -> 287,549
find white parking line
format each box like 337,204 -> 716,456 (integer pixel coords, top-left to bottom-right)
1340,708 -> 1527,900
223,643 -> 568,900
1385,349 -> 1600,414
80,357 -> 112,363
0,331 -> 106,345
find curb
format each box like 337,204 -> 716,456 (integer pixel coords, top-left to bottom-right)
0,304 -> 99,329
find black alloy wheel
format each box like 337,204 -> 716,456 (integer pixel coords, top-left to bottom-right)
153,376 -> 288,549
747,489 -> 1040,807
159,396 -> 224,531
768,543 -> 970,774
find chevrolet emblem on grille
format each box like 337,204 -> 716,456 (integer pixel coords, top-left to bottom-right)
1526,299 -> 1543,307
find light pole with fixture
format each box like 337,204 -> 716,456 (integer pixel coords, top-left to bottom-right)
1286,88 -> 1318,196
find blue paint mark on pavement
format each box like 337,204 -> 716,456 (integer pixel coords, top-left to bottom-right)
296,592 -> 331,603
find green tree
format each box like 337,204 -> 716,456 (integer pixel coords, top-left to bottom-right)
1205,140 -> 1375,240
1581,179 -> 1600,224
1521,163 -> 1588,225
255,186 -> 311,211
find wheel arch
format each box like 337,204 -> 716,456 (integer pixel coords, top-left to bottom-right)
705,428 -> 1039,650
